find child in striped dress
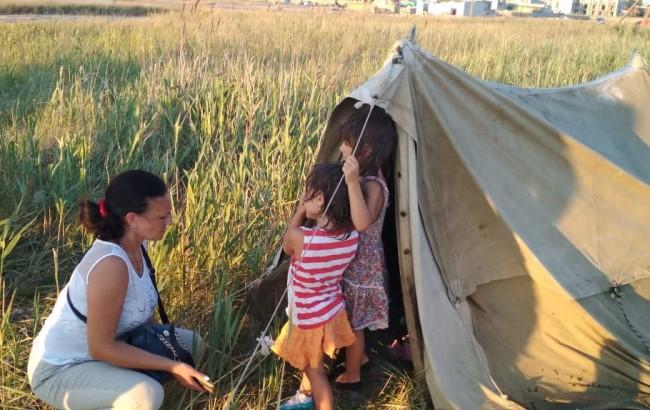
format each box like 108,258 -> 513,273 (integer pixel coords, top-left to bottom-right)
272,163 -> 359,410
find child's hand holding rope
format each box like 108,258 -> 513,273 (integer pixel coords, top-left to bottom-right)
342,156 -> 360,185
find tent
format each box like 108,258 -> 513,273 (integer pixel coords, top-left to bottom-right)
254,39 -> 650,409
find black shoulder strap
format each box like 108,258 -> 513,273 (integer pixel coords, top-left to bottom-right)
141,244 -> 170,324
66,287 -> 88,323
66,245 -> 170,324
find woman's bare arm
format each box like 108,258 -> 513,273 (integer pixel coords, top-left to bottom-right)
86,256 -> 206,392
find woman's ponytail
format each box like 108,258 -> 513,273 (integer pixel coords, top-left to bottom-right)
79,199 -> 125,240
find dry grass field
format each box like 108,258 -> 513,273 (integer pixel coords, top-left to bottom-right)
1,6 -> 648,408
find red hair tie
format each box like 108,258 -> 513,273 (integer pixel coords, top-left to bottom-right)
98,199 -> 109,218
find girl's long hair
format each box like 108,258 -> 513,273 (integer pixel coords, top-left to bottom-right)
304,163 -> 354,237
337,104 -> 396,177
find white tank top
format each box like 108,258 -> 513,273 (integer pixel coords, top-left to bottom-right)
30,239 -> 158,366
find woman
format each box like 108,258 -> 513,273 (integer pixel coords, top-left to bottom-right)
28,170 -> 207,409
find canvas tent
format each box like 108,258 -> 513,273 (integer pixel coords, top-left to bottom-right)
255,39 -> 650,409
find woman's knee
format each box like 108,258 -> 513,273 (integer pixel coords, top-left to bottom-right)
176,327 -> 205,361
194,332 -> 205,358
113,377 -> 164,410
31,375 -> 164,410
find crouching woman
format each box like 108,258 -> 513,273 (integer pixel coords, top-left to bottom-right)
28,170 -> 207,410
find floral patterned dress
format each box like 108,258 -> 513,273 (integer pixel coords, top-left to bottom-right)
342,175 -> 390,331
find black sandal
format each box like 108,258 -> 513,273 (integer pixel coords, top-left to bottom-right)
327,360 -> 372,381
328,364 -> 346,381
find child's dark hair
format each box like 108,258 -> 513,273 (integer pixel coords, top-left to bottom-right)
305,163 -> 354,235
80,170 -> 167,241
338,104 -> 396,177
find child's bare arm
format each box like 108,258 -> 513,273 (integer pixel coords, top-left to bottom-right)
348,181 -> 384,232
343,156 -> 384,232
282,198 -> 306,255
282,227 -> 304,256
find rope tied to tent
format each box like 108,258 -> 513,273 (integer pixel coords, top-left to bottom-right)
224,98 -> 379,409
609,282 -> 650,353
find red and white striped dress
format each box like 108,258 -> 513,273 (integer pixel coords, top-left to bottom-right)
288,227 -> 359,330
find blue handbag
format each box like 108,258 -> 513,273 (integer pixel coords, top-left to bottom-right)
66,245 -> 194,384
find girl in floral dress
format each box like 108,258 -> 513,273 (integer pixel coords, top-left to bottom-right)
335,105 -> 397,389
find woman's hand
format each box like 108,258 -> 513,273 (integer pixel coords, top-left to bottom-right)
170,362 -> 208,393
342,156 -> 360,185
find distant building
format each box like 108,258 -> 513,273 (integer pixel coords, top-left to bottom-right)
549,0 -> 584,13
580,0 -> 629,15
502,0 -> 551,13
421,0 -> 628,15
427,0 -> 492,15
490,0 -> 507,10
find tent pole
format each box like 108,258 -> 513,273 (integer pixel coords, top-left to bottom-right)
395,129 -> 425,375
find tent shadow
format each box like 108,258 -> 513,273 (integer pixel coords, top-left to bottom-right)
444,71 -> 650,409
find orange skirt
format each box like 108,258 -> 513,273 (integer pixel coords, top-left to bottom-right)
271,309 -> 356,370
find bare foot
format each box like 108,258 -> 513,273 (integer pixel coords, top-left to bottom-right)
335,371 -> 361,384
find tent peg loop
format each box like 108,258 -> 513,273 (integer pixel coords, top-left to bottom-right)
608,284 -> 622,299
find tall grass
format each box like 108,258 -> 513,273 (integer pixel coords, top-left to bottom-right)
0,10 -> 648,408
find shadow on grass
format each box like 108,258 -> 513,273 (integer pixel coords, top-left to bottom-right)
0,52 -> 142,130
0,4 -> 166,17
